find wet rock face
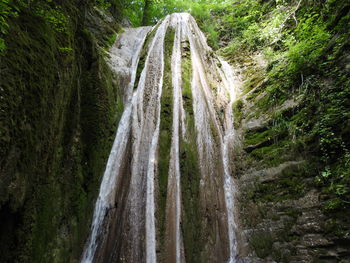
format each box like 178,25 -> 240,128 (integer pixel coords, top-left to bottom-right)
81,13 -> 242,263
0,3 -> 124,263
236,126 -> 350,261
233,55 -> 350,262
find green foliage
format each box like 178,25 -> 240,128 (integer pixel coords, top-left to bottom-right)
323,198 -> 344,211
219,0 -> 349,96
219,0 -> 350,206
58,46 -> 73,52
120,0 -> 145,26
137,0 -> 227,48
0,0 -> 18,52
34,4 -> 68,33
182,1 -> 226,49
105,32 -> 117,48
317,153 -> 350,210
201,21 -> 219,49
245,129 -> 273,146
0,0 -> 17,34
264,14 -> 331,91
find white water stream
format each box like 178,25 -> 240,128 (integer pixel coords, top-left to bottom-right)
186,14 -> 239,262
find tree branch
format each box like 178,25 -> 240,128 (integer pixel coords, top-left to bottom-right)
279,0 -> 302,32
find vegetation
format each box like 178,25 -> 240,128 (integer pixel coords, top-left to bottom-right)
0,0 -> 124,262
1,0 -> 349,261
0,0 -> 18,52
210,1 -> 349,260
230,0 -> 349,209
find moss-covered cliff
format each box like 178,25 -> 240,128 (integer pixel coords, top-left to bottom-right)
0,1 -> 125,262
206,0 -> 350,261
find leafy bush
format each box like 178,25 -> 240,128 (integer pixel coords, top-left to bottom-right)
283,14 -> 331,75
34,5 -> 68,33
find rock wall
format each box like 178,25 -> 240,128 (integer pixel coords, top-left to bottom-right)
0,2 -> 124,262
231,54 -> 350,263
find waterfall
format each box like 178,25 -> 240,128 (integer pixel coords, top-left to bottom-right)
81,13 -> 240,263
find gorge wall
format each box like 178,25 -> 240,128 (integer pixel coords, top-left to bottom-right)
0,1 -> 125,262
232,54 -> 350,262
216,1 -> 350,262
0,0 -> 349,263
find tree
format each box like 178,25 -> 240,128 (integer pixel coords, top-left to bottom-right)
142,0 -> 151,25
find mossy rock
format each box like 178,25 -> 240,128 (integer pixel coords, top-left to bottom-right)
0,3 -> 123,262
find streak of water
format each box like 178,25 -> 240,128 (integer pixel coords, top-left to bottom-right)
128,17 -> 170,263
165,13 -> 186,263
81,27 -> 151,263
219,59 -> 241,263
185,14 -> 240,262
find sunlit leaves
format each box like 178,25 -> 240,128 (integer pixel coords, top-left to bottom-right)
34,5 -> 68,33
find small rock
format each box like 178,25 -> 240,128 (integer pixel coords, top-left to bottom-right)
301,234 -> 333,248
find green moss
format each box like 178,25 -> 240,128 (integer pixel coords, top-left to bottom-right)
0,3 -> 122,262
179,40 -> 203,263
134,24 -> 159,90
243,68 -> 265,98
232,99 -> 243,128
181,41 -> 193,116
157,28 -> 175,256
250,231 -> 274,259
105,32 -> 117,48
179,139 -> 202,263
248,140 -> 288,166
244,129 -> 273,146
252,165 -> 308,202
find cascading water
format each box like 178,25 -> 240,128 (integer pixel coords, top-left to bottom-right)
164,14 -> 185,263
186,14 -> 240,262
81,26 -> 151,263
81,13 -> 241,263
219,59 -> 241,263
